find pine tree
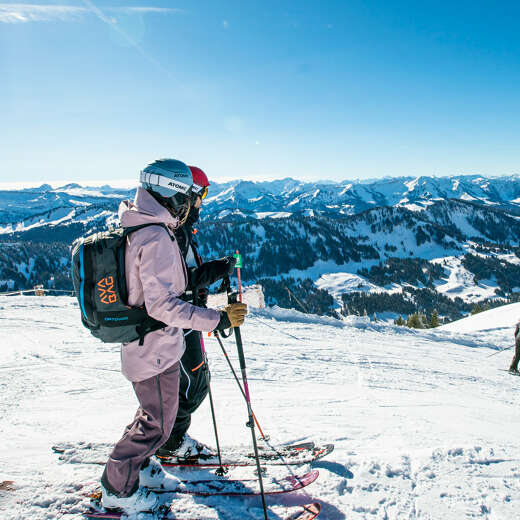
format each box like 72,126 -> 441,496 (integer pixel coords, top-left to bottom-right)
407,313 -> 424,329
471,304 -> 482,315
430,309 -> 439,328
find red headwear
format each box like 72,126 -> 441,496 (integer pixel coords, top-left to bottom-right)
188,166 -> 210,196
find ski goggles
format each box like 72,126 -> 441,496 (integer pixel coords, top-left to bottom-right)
191,183 -> 209,201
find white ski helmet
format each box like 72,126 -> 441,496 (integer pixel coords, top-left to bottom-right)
140,158 -> 193,220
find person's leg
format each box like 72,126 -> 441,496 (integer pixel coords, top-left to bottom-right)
102,363 -> 180,496
160,331 -> 209,453
509,326 -> 520,372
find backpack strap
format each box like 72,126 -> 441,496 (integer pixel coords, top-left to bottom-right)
121,222 -> 174,345
123,222 -> 175,241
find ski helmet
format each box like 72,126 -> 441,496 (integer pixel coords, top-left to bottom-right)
188,166 -> 210,200
140,158 -> 193,221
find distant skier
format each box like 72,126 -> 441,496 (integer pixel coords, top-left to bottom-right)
100,158 -> 247,514
508,323 -> 520,374
157,165 -> 236,460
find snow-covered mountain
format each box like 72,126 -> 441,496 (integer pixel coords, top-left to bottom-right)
2,295 -> 520,519
2,174 -> 520,234
2,175 -> 520,321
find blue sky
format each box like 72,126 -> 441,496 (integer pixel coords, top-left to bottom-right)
1,0 -> 519,185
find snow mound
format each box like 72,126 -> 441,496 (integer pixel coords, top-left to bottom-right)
439,301 -> 520,333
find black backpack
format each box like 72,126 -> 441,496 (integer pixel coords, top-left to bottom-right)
71,224 -> 168,344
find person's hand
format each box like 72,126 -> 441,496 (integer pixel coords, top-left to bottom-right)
219,255 -> 237,277
224,302 -> 248,328
189,256 -> 237,290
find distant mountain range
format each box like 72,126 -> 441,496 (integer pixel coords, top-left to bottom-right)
1,175 -> 520,322
2,175 -> 520,235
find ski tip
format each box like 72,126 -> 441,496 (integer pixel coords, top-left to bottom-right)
286,470 -> 320,489
292,502 -> 321,520
315,444 -> 334,458
302,469 -> 320,484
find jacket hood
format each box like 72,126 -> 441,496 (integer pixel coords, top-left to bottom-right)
119,187 -> 179,229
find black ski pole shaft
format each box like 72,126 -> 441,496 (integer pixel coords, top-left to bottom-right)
487,344 -> 515,358
233,324 -> 268,520
249,315 -> 305,342
200,336 -> 226,475
213,330 -> 268,439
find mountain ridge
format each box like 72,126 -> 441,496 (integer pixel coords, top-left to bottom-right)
2,174 -> 520,322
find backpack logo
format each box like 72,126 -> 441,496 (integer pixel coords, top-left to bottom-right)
97,276 -> 117,304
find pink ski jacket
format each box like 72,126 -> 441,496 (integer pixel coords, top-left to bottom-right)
118,188 -> 221,382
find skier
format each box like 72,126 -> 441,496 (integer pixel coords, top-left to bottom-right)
100,158 -> 247,514
157,165 -> 237,460
509,322 -> 520,374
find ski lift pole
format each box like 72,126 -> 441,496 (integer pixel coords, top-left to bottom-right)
228,288 -> 268,520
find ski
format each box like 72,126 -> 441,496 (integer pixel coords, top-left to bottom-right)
84,501 -> 320,519
500,369 -> 520,376
160,443 -> 334,468
52,442 -> 334,468
87,470 -> 318,498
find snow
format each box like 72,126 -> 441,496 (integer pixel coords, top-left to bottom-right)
431,256 -> 501,303
255,212 -> 292,219
2,295 -> 520,519
315,272 -> 400,300
399,203 -> 426,212
460,193 -> 478,202
404,178 -> 419,192
439,301 -> 520,334
52,188 -> 122,199
338,184 -> 352,196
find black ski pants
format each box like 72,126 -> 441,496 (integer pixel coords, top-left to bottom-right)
510,324 -> 520,372
161,329 -> 209,451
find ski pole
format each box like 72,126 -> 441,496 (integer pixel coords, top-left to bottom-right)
487,344 -> 515,358
199,334 -> 227,476
249,315 -> 305,342
213,330 -> 268,440
228,292 -> 268,520
235,249 -> 243,302
193,287 -> 227,476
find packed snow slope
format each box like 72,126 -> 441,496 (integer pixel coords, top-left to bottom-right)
1,296 -> 520,519
439,301 -> 520,334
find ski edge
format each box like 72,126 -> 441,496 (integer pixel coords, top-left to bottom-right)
83,501 -> 321,520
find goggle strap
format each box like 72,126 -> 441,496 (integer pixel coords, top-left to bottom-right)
140,171 -> 191,195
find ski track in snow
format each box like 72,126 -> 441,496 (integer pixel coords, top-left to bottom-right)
1,296 -> 520,519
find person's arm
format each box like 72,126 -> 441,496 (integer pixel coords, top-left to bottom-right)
139,228 -> 221,331
188,256 -> 237,290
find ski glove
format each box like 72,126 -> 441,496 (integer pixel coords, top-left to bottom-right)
216,302 -> 248,330
222,255 -> 237,275
188,256 -> 237,290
